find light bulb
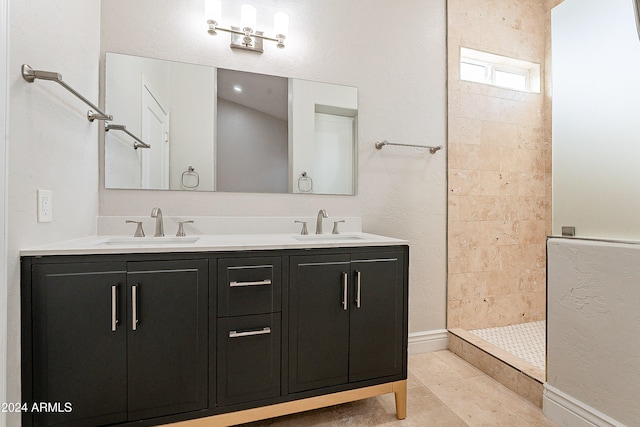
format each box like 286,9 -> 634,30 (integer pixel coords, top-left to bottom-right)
240,4 -> 257,30
273,12 -> 289,37
204,0 -> 222,21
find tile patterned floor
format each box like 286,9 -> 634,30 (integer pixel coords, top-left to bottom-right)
469,321 -> 546,371
240,351 -> 556,426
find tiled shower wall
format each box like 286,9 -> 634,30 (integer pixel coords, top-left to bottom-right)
447,0 -> 561,330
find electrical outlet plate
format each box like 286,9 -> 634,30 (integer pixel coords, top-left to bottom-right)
37,189 -> 52,223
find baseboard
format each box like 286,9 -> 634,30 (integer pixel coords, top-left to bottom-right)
543,384 -> 625,427
407,329 -> 448,354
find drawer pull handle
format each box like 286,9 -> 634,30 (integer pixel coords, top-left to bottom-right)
342,272 -> 348,311
229,279 -> 272,287
229,327 -> 271,338
111,285 -> 119,332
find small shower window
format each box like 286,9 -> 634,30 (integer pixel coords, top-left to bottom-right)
460,47 -> 540,93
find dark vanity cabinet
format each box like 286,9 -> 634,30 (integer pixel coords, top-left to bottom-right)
23,258 -> 208,427
289,249 -> 406,393
22,245 -> 408,427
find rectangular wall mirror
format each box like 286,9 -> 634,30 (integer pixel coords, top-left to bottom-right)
104,52 -> 358,195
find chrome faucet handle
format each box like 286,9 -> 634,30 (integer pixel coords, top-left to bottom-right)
125,220 -> 145,237
176,220 -> 194,237
294,220 -> 308,235
332,220 -> 346,235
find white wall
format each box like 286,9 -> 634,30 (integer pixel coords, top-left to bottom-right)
6,1 -> 101,424
545,238 -> 640,426
100,0 -> 448,337
290,79 -> 357,194
168,62 -> 216,191
0,0 -> 8,424
105,54 -> 170,188
217,98 -> 288,193
552,0 -> 640,239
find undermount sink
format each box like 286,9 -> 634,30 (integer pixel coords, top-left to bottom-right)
96,237 -> 200,246
293,234 -> 364,242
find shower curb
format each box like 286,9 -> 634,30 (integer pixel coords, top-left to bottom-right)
448,330 -> 544,408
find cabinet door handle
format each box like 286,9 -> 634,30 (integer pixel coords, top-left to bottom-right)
229,327 -> 271,338
342,272 -> 348,311
355,270 -> 361,308
132,284 -> 138,331
111,285 -> 119,332
229,279 -> 272,287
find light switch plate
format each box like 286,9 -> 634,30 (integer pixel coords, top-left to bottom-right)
37,189 -> 52,223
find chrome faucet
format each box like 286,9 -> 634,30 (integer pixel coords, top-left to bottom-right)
151,207 -> 164,237
316,209 -> 328,234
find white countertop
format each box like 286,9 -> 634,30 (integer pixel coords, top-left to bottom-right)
20,232 -> 408,257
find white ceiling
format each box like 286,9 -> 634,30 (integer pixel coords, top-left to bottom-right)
217,68 -> 288,121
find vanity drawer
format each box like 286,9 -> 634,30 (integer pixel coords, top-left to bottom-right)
217,257 -> 282,316
216,313 -> 282,406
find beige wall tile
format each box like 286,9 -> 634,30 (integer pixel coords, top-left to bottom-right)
479,220 -> 520,246
458,195 -> 508,221
519,126 -> 546,151
517,173 -> 546,197
500,243 -> 545,270
448,116 -> 482,146
500,148 -> 545,174
448,195 -> 460,223
449,270 -> 522,301
448,221 -> 483,248
516,267 -> 546,293
481,121 -> 519,149
448,0 -> 550,330
451,245 -> 502,274
513,196 -> 546,221
449,142 -> 501,171
449,170 -> 519,197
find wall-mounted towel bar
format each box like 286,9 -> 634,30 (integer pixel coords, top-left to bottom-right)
21,64 -> 113,122
105,124 -> 151,150
375,140 -> 442,154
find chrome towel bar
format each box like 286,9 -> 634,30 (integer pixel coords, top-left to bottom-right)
375,140 -> 442,154
21,64 -> 113,122
105,124 -> 151,150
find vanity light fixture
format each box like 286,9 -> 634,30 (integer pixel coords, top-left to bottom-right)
205,0 -> 289,53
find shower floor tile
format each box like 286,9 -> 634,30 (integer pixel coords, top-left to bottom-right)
469,321 -> 546,371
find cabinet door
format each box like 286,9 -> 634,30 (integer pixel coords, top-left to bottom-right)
217,313 -> 281,406
349,251 -> 406,382
289,254 -> 351,393
126,259 -> 208,421
31,262 -> 127,427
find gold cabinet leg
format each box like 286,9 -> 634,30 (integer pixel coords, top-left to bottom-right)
392,380 -> 407,420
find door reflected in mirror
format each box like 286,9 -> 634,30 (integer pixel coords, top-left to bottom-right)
104,53 -> 358,195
